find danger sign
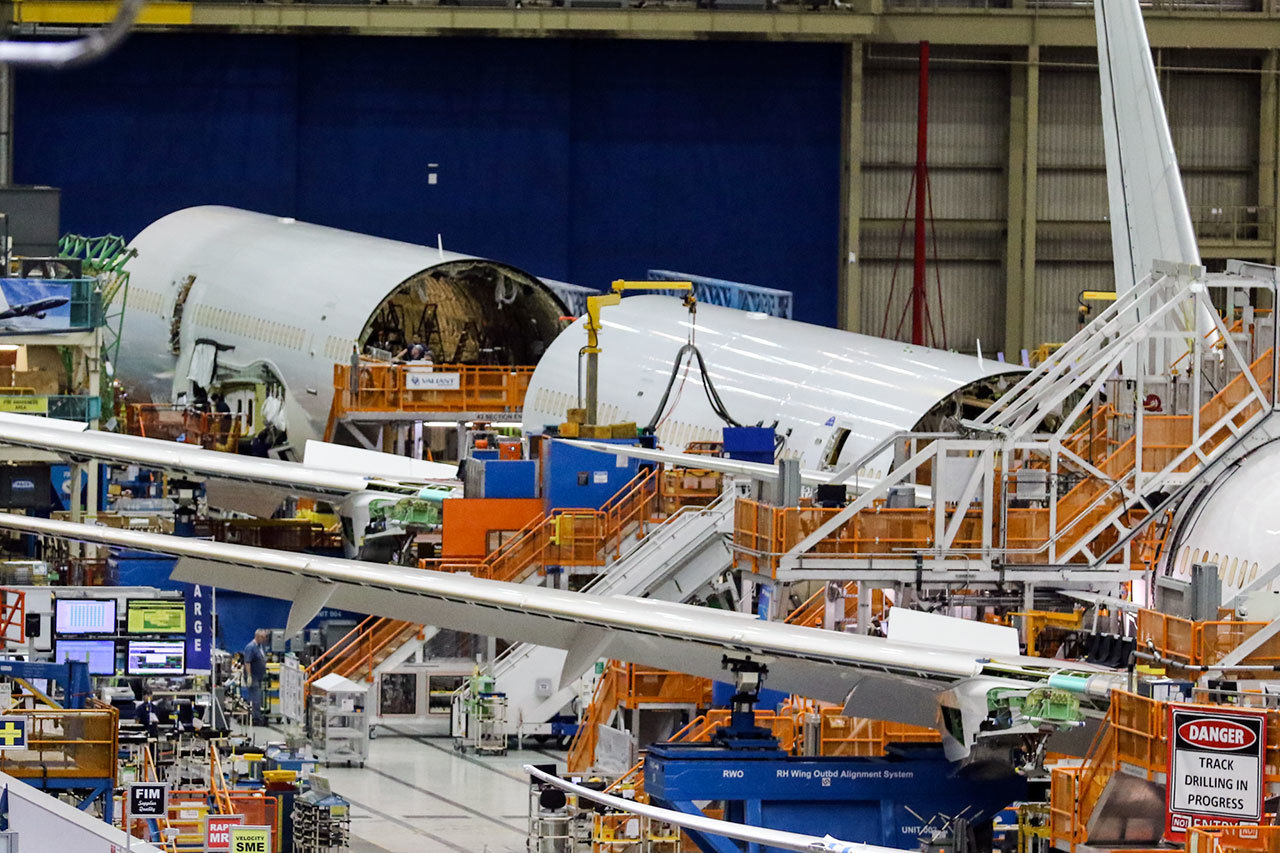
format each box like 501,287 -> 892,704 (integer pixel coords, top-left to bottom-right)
205,814 -> 244,851
1166,704 -> 1267,841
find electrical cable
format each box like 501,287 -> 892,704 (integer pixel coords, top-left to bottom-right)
654,312 -> 697,433
646,342 -> 742,431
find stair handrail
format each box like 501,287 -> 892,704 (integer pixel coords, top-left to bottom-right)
566,661 -> 624,773
484,486 -> 736,676
305,615 -> 378,689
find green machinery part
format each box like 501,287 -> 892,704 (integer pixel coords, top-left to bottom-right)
58,234 -> 138,423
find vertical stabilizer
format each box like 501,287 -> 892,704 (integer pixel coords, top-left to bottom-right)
1095,0 -> 1200,294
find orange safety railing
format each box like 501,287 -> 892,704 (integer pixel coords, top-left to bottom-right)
1048,764 -> 1083,853
1189,824 -> 1280,853
567,662 -> 624,773
167,788 -> 216,852
126,404 -> 242,452
420,468 -> 669,583
1135,607 -> 1280,675
332,361 -> 533,416
0,587 -> 25,645
812,706 -> 940,756
1136,607 -> 1197,666
0,705 -> 118,783
599,467 -> 663,558
305,616 -> 420,688
735,346 -> 1276,575
622,664 -> 712,709
783,583 -> 888,629
1049,690 -> 1271,852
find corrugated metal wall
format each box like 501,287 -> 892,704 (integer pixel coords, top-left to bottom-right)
1032,49 -> 1261,345
861,57 -> 1007,351
1034,58 -> 1109,345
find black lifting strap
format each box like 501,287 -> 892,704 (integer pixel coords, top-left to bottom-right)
645,342 -> 742,431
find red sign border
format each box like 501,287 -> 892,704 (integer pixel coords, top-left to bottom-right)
205,813 -> 245,851
1165,702 -> 1268,843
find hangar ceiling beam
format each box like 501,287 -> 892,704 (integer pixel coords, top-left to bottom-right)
13,2 -> 1280,46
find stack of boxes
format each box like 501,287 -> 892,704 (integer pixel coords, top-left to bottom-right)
558,407 -> 637,439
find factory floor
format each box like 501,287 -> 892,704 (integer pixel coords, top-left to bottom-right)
251,718 -> 555,853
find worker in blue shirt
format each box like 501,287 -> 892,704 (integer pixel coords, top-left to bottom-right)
242,629 -> 270,726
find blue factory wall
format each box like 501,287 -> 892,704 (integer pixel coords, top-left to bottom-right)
14,35 -> 843,324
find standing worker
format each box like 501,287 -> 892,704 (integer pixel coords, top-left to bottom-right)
242,628 -> 270,726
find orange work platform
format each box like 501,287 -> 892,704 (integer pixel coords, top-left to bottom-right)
331,361 -> 532,416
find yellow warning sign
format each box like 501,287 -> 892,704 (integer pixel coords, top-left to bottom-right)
228,825 -> 271,853
0,396 -> 46,414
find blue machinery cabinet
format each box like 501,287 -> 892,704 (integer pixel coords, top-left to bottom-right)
644,743 -> 1027,853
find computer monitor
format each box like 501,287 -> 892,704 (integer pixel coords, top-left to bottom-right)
54,639 -> 117,676
54,598 -> 117,636
125,599 -> 186,635
125,640 -> 186,676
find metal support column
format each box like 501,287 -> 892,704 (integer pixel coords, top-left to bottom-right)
1019,46 -> 1041,352
0,64 -> 12,185
837,41 -> 864,333
1263,51 -> 1280,277
823,581 -> 843,631
911,40 -> 930,347
86,330 -> 101,543
1004,46 -> 1032,355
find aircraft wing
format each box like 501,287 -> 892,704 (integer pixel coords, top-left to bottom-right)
0,412 -> 421,499
559,439 -> 838,486
0,513 -> 983,708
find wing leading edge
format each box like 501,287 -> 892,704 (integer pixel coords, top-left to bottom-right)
0,411 -> 419,498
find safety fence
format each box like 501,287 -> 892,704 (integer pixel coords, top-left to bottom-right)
1136,608 -> 1280,675
782,582 -> 887,629
1189,824 -> 1280,853
1050,691 -> 1280,852
420,465 -> 677,582
0,705 -> 118,782
568,662 -> 938,774
733,344 -> 1273,574
331,361 -> 533,417
125,403 -> 241,451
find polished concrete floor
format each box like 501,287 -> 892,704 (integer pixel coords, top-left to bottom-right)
268,718 -> 561,853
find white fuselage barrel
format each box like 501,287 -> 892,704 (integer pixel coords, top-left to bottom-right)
119,206 -> 567,449
522,296 -> 1023,477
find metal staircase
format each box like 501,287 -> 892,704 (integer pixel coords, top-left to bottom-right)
305,618 -> 422,689
455,487 -> 737,735
775,262 -> 1280,585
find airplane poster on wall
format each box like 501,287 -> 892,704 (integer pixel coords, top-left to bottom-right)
0,279 -> 72,334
